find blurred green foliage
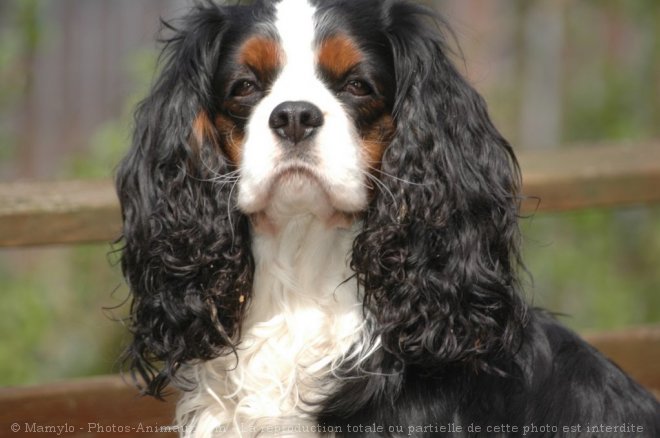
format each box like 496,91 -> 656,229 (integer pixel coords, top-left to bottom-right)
69,49 -> 158,179
522,208 -> 660,331
0,247 -> 127,383
0,1 -> 156,385
563,1 -> 660,142
518,1 -> 660,331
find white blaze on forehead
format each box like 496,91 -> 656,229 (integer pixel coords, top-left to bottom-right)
273,0 -> 320,98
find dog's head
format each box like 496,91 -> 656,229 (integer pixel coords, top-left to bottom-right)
117,0 -> 525,396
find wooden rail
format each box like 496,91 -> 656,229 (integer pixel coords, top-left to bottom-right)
0,180 -> 118,247
519,141 -> 660,213
1,142 -> 659,247
584,326 -> 660,397
0,375 -> 177,437
0,326 -> 657,437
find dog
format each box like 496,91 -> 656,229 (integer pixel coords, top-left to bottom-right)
115,0 -> 660,436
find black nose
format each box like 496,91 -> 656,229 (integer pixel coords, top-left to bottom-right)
269,101 -> 324,144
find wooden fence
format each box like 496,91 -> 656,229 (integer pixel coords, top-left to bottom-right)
0,141 -> 659,436
2,142 -> 660,247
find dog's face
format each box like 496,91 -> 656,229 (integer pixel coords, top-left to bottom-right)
117,0 -> 524,396
198,0 -> 395,228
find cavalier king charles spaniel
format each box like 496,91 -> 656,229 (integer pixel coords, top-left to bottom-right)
116,0 -> 660,436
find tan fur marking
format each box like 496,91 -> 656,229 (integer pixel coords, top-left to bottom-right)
318,35 -> 363,79
362,114 -> 395,168
191,111 -> 244,164
238,37 -> 282,79
191,111 -> 218,151
215,114 -> 244,164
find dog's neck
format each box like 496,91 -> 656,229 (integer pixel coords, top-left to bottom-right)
178,215 -> 365,430
248,214 -> 359,324
177,215 -> 366,432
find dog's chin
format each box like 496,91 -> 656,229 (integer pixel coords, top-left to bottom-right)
247,170 -> 359,235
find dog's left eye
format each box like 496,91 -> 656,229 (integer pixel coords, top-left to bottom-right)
231,80 -> 259,98
343,79 -> 373,97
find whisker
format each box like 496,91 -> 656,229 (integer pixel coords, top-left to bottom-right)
209,168 -> 241,179
363,171 -> 397,206
226,177 -> 240,245
209,170 -> 241,185
367,165 -> 427,186
227,125 -> 241,152
227,110 -> 250,121
187,154 -> 242,184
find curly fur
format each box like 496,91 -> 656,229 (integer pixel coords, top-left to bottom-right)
116,0 -> 660,436
116,3 -> 254,397
352,2 -> 526,373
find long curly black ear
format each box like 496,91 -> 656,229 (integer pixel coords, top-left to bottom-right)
353,2 -> 527,373
115,5 -> 253,397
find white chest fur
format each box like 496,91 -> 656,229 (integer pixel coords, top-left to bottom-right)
176,216 -> 365,437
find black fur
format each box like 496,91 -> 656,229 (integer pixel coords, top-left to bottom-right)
319,313 -> 660,437
351,1 -> 526,373
115,3 -> 258,396
115,0 -> 660,434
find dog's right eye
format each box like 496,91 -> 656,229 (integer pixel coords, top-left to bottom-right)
231,80 -> 259,97
343,79 -> 373,97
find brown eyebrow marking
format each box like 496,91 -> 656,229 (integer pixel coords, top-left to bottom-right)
318,35 -> 363,79
238,36 -> 282,79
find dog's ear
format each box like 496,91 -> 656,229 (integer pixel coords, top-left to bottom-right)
115,5 -> 253,397
353,2 -> 527,373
